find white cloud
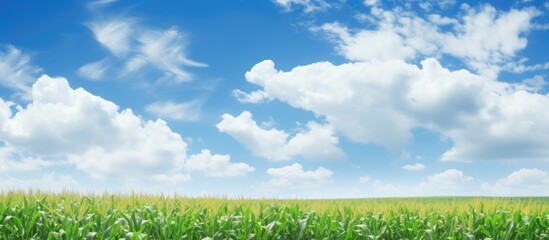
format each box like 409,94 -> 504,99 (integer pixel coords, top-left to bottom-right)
273,0 -> 331,13
402,163 -> 425,171
509,75 -> 547,93
504,61 -> 549,73
145,100 -> 202,122
318,22 -> 416,61
418,169 -> 473,192
133,27 -> 207,83
217,111 -> 344,161
245,59 -> 418,149
0,75 -> 188,180
0,45 -> 41,97
428,14 -> 458,25
83,14 -> 205,83
186,149 -> 255,177
0,146 -> 59,172
286,121 -> 344,160
316,5 -> 539,78
437,0 -> 456,9
417,0 -> 456,11
0,173 -> 80,192
257,163 -> 333,190
88,19 -> 134,57
217,111 -> 288,161
521,75 -> 547,93
362,169 -> 549,197
440,89 -> 549,161
482,168 -> 549,196
232,89 -> 270,104
245,57 -> 549,162
77,58 -> 111,80
441,6 -> 539,78
366,169 -> 474,196
363,0 -> 379,7
0,75 -> 244,182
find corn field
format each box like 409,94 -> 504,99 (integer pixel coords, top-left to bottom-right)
1,191 -> 548,239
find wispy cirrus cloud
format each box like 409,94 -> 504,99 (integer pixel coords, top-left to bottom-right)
0,45 -> 41,98
402,163 -> 425,171
145,100 -> 203,122
88,18 -> 134,57
80,10 -> 205,84
232,89 -> 270,104
77,58 -> 111,81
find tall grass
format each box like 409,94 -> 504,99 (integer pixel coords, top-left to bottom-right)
1,191 -> 548,239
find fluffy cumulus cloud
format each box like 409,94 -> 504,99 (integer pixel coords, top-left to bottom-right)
482,168 -> 549,196
273,0 -> 331,13
80,14 -> 205,83
440,91 -> 549,161
0,75 -> 188,180
0,45 -> 42,97
244,55 -> 549,162
245,59 -> 417,148
186,149 -> 255,177
145,100 -> 202,122
256,163 -> 333,190
248,2 -> 548,163
317,5 -> 539,78
217,111 -> 344,161
0,75 -> 250,184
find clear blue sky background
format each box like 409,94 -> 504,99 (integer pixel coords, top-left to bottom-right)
0,0 -> 548,197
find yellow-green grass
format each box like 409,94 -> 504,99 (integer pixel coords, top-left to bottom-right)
1,190 -> 548,239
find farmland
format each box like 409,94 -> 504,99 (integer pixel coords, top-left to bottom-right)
1,191 -> 548,239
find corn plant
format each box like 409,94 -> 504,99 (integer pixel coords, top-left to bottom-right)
1,191 -> 548,239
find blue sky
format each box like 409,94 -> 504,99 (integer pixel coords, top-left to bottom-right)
0,0 -> 548,198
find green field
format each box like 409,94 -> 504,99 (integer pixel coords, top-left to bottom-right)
1,191 -> 548,239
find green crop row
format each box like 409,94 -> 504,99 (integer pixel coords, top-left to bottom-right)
0,192 -> 548,239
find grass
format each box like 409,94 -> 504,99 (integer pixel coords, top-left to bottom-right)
1,190 -> 548,239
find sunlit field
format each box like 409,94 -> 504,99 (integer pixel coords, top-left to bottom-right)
1,191 -> 548,239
